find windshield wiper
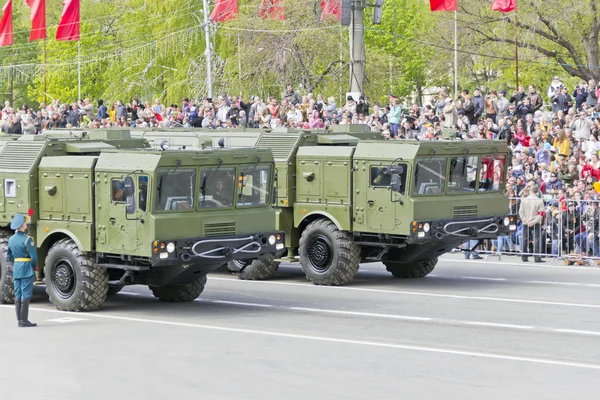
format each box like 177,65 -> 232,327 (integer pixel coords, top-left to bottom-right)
157,160 -> 181,204
239,156 -> 262,197
201,158 -> 223,202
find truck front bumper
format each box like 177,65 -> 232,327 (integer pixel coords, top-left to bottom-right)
151,232 -> 285,267
408,215 -> 517,244
144,232 -> 285,286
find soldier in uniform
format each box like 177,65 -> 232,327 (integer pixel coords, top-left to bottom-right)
7,213 -> 38,327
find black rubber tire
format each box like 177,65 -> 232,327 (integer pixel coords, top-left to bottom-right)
107,285 -> 124,296
384,258 -> 438,278
44,238 -> 108,311
0,235 -> 15,304
150,275 -> 207,302
228,254 -> 279,280
299,219 -> 360,286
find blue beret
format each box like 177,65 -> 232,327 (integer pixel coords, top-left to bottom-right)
10,213 -> 25,230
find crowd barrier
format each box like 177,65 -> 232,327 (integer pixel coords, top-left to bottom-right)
468,196 -> 600,266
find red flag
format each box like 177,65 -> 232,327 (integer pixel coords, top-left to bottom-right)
0,0 -> 13,47
26,0 -> 46,41
490,0 -> 516,12
320,0 -> 341,21
259,0 -> 285,20
56,0 -> 80,41
429,0 -> 456,11
210,0 -> 238,22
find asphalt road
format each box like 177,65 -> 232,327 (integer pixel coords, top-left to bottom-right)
2,254 -> 600,399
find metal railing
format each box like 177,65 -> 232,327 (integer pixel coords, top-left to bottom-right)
466,197 -> 600,266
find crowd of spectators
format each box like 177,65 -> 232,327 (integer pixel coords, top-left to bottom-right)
4,78 -> 600,261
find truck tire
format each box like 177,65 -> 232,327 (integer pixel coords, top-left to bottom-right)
299,219 -> 360,286
0,236 -> 15,304
44,238 -> 108,311
150,275 -> 207,302
228,255 -> 279,280
384,258 -> 438,278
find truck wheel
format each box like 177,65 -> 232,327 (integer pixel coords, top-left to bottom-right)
299,219 -> 360,286
150,275 -> 207,302
384,258 -> 438,278
228,255 -> 279,280
44,238 -> 108,311
0,236 -> 15,304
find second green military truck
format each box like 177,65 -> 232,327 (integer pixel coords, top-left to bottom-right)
224,129 -> 516,285
0,132 -> 284,311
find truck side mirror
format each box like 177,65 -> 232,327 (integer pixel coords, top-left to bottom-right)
391,174 -> 402,192
126,195 -> 136,214
388,165 -> 404,175
124,176 -> 135,197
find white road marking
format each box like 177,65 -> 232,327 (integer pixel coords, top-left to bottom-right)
464,321 -> 533,330
4,305 -> 600,371
289,307 -> 433,321
555,329 -> 600,336
461,276 -> 507,281
209,277 -> 600,309
119,292 -> 140,296
87,291 -> 600,337
210,300 -> 273,308
440,257 -> 600,271
529,281 -> 580,286
46,317 -> 87,323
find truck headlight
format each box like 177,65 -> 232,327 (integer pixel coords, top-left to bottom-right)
423,223 -> 430,233
268,235 -> 276,245
503,217 -> 510,226
166,242 -> 175,253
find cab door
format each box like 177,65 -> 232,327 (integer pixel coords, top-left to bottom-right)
105,174 -> 138,252
353,163 -> 408,232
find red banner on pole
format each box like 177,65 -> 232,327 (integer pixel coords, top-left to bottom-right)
320,0 -> 341,21
259,0 -> 285,20
26,0 -> 46,41
56,0 -> 80,41
210,0 -> 238,22
430,0 -> 456,11
0,0 -> 13,47
491,0 -> 516,12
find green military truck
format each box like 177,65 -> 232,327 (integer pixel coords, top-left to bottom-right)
221,129 -> 516,285
0,132 -> 284,311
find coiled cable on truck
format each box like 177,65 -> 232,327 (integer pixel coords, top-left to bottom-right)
190,236 -> 263,259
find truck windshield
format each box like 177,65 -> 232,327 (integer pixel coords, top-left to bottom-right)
479,154 -> 506,191
414,157 -> 447,195
199,167 -> 236,208
448,156 -> 478,193
238,164 -> 272,207
154,168 -> 196,211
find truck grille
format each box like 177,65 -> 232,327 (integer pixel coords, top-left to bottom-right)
204,222 -> 236,237
255,135 -> 301,161
453,205 -> 478,218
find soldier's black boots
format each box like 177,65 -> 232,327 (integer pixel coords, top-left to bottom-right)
15,298 -> 21,325
18,299 -> 37,328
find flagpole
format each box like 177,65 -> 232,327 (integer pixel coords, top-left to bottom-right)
44,38 -> 47,105
9,46 -> 13,106
514,8 -> 518,90
202,0 -> 213,99
454,9 -> 458,97
77,39 -> 81,100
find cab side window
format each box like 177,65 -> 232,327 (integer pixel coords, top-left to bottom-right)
111,179 -> 125,202
139,176 -> 149,211
371,164 -> 407,195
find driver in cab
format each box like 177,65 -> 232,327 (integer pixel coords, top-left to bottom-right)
214,179 -> 233,206
112,181 -> 125,202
